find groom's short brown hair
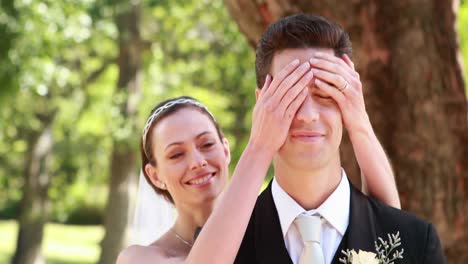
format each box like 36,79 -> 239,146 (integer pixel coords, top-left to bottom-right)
255,14 -> 352,88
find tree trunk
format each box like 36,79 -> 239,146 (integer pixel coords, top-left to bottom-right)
98,2 -> 143,264
225,0 -> 467,262
12,114 -> 55,264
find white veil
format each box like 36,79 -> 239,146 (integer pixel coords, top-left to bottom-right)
131,170 -> 176,245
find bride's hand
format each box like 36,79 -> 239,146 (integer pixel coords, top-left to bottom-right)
248,59 -> 314,155
309,53 -> 370,137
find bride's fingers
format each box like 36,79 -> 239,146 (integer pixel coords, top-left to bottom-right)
271,62 -> 310,106
309,57 -> 353,81
258,74 -> 272,99
264,59 -> 300,98
277,70 -> 313,114
314,78 -> 346,107
313,52 -> 359,79
311,54 -> 362,95
313,52 -> 351,71
285,88 -> 308,120
311,68 -> 347,91
342,54 -> 356,71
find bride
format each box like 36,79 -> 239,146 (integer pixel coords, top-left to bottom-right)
118,60 -> 400,263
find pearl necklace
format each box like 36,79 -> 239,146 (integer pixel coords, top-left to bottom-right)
170,228 -> 193,247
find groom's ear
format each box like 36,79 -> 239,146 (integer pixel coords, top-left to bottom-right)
222,137 -> 231,165
255,88 -> 261,100
145,163 -> 166,190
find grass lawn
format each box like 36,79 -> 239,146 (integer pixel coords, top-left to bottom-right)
0,220 -> 103,264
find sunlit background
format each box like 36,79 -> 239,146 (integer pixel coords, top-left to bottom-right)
0,0 -> 466,263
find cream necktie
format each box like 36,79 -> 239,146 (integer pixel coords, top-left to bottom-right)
294,214 -> 325,264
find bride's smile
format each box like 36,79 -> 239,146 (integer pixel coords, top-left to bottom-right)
186,171 -> 217,186
145,107 -> 230,206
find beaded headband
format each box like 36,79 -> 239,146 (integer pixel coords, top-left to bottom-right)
142,98 -> 215,150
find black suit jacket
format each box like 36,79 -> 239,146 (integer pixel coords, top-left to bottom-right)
235,180 -> 445,264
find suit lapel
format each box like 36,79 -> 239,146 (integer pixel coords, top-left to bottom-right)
253,180 -> 380,263
254,182 -> 293,264
331,182 -> 379,263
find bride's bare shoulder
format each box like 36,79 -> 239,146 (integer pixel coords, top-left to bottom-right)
117,244 -> 171,264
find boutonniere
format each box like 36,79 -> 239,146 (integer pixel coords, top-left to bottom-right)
339,231 -> 404,264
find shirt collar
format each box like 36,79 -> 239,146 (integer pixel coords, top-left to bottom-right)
271,169 -> 350,237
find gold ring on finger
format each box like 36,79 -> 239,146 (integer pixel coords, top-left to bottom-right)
339,81 -> 349,92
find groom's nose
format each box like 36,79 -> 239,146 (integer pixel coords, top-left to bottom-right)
295,94 -> 319,123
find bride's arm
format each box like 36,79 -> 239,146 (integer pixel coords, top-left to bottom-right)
185,60 -> 312,264
341,54 -> 400,209
117,245 -> 185,264
350,123 -> 400,209
311,53 -> 400,209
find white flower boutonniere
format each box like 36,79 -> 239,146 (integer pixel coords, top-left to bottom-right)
339,231 -> 404,264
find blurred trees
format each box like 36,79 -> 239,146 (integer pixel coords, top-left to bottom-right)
97,1 -> 143,263
138,0 -> 256,160
1,0 -> 254,263
0,0 -> 466,263
225,0 -> 467,262
97,0 -> 256,262
1,0 -> 118,263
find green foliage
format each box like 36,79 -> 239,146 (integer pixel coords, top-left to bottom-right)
66,205 -> 103,226
0,0 -> 116,222
0,0 -> 20,101
140,0 -> 256,169
50,182 -> 107,224
459,1 -> 468,91
0,0 -> 256,224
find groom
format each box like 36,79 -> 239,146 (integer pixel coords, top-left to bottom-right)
235,14 -> 445,263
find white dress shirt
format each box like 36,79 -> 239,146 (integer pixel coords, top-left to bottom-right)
271,169 -> 350,264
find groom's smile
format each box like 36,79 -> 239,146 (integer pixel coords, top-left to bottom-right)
270,48 -> 343,170
289,130 -> 325,144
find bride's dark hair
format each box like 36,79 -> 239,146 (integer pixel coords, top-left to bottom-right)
140,96 -> 224,203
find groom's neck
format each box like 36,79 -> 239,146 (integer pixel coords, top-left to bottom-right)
273,158 -> 342,210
